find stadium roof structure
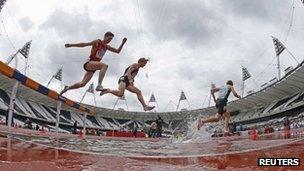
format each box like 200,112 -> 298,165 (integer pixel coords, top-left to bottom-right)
1,60 -> 304,121
230,60 -> 304,111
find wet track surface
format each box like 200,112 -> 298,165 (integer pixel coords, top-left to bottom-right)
0,128 -> 304,170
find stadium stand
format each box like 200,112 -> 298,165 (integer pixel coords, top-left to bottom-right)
1,60 -> 304,136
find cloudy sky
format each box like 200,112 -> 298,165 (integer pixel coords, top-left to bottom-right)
0,0 -> 304,112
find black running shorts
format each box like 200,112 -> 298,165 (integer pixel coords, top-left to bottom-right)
118,76 -> 131,87
83,61 -> 96,73
216,98 -> 228,115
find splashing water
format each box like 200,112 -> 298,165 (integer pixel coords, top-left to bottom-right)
172,118 -> 213,144
182,125 -> 213,143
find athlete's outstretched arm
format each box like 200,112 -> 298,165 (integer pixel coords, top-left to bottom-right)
211,87 -> 220,93
65,40 -> 97,48
210,87 -> 219,103
230,86 -> 241,98
107,38 -> 127,53
211,91 -> 217,103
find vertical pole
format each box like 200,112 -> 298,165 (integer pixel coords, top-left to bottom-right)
186,99 -> 191,110
208,94 -> 211,107
82,113 -> 87,138
14,55 -> 18,71
24,58 -> 28,76
7,82 -> 19,134
80,91 -> 87,103
93,93 -> 97,107
79,91 -> 87,138
7,53 -> 19,135
277,54 -> 281,80
155,101 -> 160,111
56,101 -> 62,138
113,98 -> 119,110
60,79 -> 63,92
60,67 -> 63,90
5,51 -> 19,64
176,100 -> 180,111
125,99 -> 129,111
241,80 -> 245,97
46,76 -> 54,87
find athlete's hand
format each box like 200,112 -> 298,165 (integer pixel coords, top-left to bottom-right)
122,38 -> 127,43
65,44 -> 71,48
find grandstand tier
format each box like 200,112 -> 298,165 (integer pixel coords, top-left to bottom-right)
1,60 -> 304,133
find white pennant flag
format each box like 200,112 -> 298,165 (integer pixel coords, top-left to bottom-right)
54,68 -> 62,81
149,93 -> 156,102
179,91 -> 187,101
272,36 -> 285,56
242,66 -> 251,81
19,40 -> 32,59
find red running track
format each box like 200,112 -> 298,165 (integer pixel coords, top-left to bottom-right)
0,137 -> 303,170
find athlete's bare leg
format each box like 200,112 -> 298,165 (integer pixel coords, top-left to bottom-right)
83,61 -> 108,91
60,72 -> 94,95
100,82 -> 126,97
197,113 -> 221,130
60,61 -> 106,95
126,85 -> 155,111
223,111 -> 231,132
96,65 -> 108,91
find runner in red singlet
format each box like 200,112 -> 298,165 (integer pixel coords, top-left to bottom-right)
60,32 -> 127,95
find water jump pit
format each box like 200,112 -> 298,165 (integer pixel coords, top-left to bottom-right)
0,126 -> 304,170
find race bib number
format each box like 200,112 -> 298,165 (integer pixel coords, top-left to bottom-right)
96,49 -> 106,59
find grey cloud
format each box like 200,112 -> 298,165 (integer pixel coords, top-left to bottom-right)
39,6 -> 138,43
18,17 -> 34,32
222,0 -> 287,23
176,65 -> 202,81
40,8 -> 94,40
142,0 -> 226,47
